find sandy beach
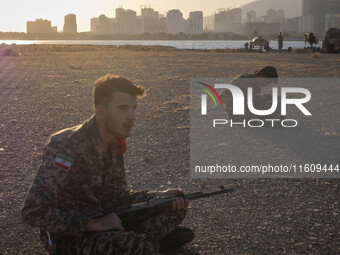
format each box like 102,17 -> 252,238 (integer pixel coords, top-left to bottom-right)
0,45 -> 339,254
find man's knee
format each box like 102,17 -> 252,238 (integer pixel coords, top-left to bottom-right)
154,208 -> 187,226
169,208 -> 187,224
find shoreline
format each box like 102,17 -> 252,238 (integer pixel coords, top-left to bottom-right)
0,38 -> 306,41
0,39 -> 314,51
0,43 -> 328,55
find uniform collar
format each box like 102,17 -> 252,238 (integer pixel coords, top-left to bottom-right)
83,116 -> 118,164
84,115 -> 103,146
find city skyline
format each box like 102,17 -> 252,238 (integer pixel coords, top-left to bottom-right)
0,0 -> 253,32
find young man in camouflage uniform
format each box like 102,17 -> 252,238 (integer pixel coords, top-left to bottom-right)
21,75 -> 193,254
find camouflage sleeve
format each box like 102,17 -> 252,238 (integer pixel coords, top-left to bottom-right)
127,190 -> 159,203
21,141 -> 89,236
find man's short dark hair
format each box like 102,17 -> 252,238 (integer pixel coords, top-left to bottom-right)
93,74 -> 146,107
256,66 -> 278,78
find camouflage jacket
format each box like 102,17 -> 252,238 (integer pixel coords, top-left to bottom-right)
21,116 -> 157,238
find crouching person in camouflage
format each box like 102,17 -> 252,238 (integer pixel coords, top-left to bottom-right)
21,75 -> 193,254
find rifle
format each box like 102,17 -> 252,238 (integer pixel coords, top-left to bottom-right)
46,186 -> 233,247
112,185 -> 234,216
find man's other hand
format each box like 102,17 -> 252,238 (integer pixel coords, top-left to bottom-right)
156,189 -> 189,211
85,213 -> 124,232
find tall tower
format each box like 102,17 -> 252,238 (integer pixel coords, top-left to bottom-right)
188,11 -> 203,34
166,9 -> 188,34
63,14 -> 77,34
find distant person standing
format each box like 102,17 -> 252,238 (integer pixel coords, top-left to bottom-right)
278,32 -> 284,53
308,33 -> 318,51
244,42 -> 249,51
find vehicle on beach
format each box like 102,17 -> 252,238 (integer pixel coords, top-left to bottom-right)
249,36 -> 269,50
322,28 -> 340,53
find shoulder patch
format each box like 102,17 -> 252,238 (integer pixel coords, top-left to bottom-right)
54,153 -> 73,171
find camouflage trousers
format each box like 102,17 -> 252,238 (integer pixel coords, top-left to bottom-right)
46,209 -> 186,255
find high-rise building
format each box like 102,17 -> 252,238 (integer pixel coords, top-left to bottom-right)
115,7 -> 125,20
143,16 -> 162,34
325,14 -> 340,31
284,17 -> 299,34
141,8 -> 159,20
246,11 -> 256,23
91,18 -> 99,33
141,7 -> 161,34
63,14 -> 77,34
166,9 -> 188,34
99,14 -> 111,34
116,8 -> 139,34
187,11 -> 203,34
264,9 -> 285,23
214,8 -> 242,34
278,9 -> 285,19
265,9 -> 278,22
27,18 -> 54,33
298,15 -> 314,33
203,15 -> 215,31
302,0 -> 340,34
159,17 -> 167,33
90,15 -> 113,34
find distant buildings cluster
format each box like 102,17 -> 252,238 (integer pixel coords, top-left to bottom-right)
26,0 -> 340,37
27,19 -> 57,34
204,8 -> 242,34
89,8 -> 203,35
242,9 -> 284,36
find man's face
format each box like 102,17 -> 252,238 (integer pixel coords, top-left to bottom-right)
104,92 -> 137,139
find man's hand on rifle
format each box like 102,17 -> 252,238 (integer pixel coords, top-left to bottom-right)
156,188 -> 189,211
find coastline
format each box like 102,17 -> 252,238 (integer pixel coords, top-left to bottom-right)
0,39 -> 312,51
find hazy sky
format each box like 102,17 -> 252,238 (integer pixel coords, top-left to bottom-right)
0,0 -> 254,32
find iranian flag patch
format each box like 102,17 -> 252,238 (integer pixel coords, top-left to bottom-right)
54,154 -> 73,171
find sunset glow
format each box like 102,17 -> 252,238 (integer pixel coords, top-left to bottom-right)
0,0 -> 253,32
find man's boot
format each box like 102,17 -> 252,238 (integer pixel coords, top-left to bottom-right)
159,226 -> 194,252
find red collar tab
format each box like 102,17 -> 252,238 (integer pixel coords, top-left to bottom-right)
116,138 -> 127,155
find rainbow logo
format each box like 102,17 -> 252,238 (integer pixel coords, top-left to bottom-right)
196,82 -> 223,115
196,82 -> 223,106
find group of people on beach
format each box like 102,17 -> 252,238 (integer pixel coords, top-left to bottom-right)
244,32 -> 284,53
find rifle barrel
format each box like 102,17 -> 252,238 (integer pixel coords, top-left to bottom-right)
184,188 -> 234,200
